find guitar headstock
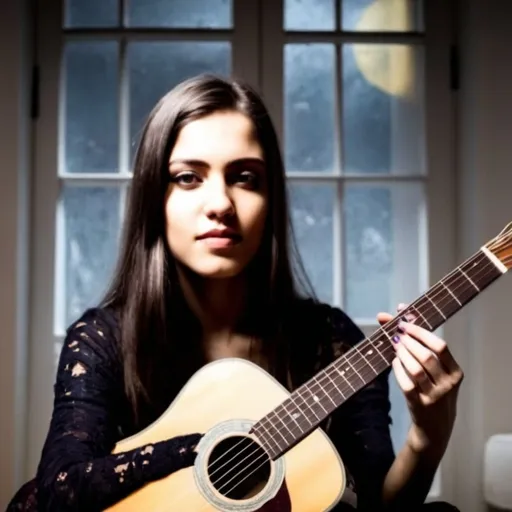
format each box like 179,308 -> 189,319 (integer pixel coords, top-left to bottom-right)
486,221 -> 512,270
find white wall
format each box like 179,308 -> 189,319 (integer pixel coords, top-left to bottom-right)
1,0 -> 512,510
0,0 -> 31,508
451,1 -> 512,511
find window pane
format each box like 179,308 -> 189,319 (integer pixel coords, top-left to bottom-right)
128,42 -> 231,166
285,0 -> 335,31
344,182 -> 424,320
289,183 -> 334,303
285,44 -> 336,173
342,0 -> 424,32
389,368 -> 411,451
128,0 -> 232,28
64,42 -> 119,173
61,186 -> 121,328
64,0 -> 119,28
342,44 -> 425,175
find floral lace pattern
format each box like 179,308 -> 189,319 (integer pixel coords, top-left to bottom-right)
7,309 -> 201,511
7,303 -> 394,511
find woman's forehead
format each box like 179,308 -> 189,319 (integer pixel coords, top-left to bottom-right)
169,111 -> 263,164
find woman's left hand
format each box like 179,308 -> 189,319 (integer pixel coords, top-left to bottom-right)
377,304 -> 464,457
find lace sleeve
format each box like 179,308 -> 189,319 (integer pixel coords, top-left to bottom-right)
326,307 -> 395,511
34,309 -> 201,512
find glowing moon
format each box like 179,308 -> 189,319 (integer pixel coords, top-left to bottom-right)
353,0 -> 416,98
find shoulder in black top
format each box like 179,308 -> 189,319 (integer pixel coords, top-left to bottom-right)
7,302 -> 394,511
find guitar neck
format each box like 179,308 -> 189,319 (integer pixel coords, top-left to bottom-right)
251,247 -> 507,459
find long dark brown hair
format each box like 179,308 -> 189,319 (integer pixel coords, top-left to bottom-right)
101,74 -> 315,426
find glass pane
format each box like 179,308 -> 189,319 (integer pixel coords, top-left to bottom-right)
342,44 -> 425,175
289,183 -> 334,303
128,0 -> 232,28
64,42 -> 119,173
64,0 -> 119,27
285,0 -> 335,31
285,44 -> 336,172
344,182 -> 424,320
342,0 -> 424,32
128,42 -> 231,166
62,186 -> 121,328
389,369 -> 411,451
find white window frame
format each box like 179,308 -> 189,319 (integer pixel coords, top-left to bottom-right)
260,1 -> 455,499
27,0 -> 261,477
27,0 -> 457,503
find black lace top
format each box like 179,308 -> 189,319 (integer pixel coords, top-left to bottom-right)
7,302 -> 395,511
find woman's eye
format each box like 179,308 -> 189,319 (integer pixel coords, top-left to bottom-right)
236,171 -> 259,187
171,172 -> 199,186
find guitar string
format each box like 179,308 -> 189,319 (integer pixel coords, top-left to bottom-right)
176,252 -> 509,509
253,250 -> 495,453
208,436 -> 256,479
204,249 -> 493,477
204,249 -> 494,473
203,255 -> 504,498
212,258 -> 503,499
208,440 -> 268,492
147,244 -> 511,510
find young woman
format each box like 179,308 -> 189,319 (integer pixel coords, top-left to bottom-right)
8,74 -> 462,511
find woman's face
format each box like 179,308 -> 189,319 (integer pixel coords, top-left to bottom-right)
165,110 -> 268,279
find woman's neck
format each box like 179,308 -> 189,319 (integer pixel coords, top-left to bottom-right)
177,267 -> 248,335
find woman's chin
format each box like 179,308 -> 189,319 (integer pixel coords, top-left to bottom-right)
192,262 -> 246,280
174,253 -> 255,280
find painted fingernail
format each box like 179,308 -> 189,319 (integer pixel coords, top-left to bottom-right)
392,335 -> 400,343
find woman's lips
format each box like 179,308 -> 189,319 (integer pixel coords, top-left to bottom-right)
196,229 -> 242,249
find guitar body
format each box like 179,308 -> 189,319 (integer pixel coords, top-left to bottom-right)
102,222 -> 512,510
105,358 -> 346,512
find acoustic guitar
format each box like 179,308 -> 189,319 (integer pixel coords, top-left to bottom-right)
105,222 -> 512,512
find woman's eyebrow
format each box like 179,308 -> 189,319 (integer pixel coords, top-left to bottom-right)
229,157 -> 265,167
168,158 -> 209,168
169,157 -> 265,168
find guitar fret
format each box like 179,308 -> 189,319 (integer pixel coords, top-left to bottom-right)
343,358 -> 365,384
409,305 -> 432,329
440,280 -> 462,305
268,412 -> 292,448
279,399 -> 305,434
324,369 -> 345,401
302,384 -> 325,418
256,431 -> 273,456
354,344 -> 378,375
250,241 -> 508,461
410,298 -> 444,332
257,419 -> 281,456
372,337 -> 391,365
434,283 -> 460,319
424,294 -> 447,320
374,337 -> 385,347
379,328 -> 394,345
271,409 -> 296,442
459,267 -> 480,291
295,390 -> 320,425
309,379 -> 331,411
334,366 -> 355,391
447,275 -> 477,303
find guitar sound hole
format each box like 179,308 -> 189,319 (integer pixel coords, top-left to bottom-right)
206,435 -> 271,501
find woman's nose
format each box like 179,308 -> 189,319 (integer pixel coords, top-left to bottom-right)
203,181 -> 235,220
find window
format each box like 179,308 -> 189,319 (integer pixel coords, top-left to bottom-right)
29,0 -> 454,497
263,0 -> 426,318
59,0 -> 235,330
260,0 -> 441,458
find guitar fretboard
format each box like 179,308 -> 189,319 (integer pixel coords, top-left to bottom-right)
251,249 -> 504,459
